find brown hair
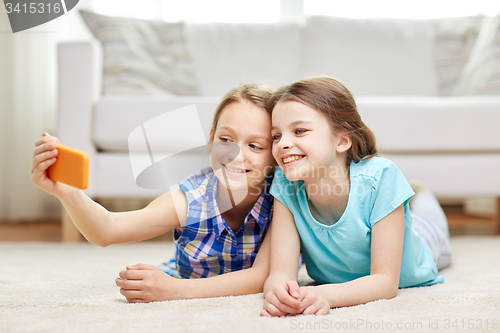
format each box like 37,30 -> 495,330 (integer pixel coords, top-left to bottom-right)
269,76 -> 378,165
210,83 -> 274,141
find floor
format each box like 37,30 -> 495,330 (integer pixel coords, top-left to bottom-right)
0,219 -> 174,242
0,203 -> 497,242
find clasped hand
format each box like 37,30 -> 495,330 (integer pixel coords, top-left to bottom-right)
260,281 -> 330,317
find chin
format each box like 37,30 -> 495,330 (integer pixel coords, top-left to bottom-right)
214,169 -> 247,189
281,165 -> 308,182
226,180 -> 250,192
281,168 -> 301,182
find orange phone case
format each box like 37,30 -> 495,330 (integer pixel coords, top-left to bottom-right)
47,145 -> 89,189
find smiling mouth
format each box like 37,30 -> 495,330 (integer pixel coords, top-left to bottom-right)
222,164 -> 250,174
282,155 -> 305,164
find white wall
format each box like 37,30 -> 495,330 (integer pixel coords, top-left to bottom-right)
0,1 -> 94,222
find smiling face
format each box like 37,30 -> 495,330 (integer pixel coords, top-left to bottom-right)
209,100 -> 274,194
271,100 -> 351,182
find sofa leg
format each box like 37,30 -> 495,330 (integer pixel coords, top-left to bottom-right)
62,206 -> 83,242
496,197 -> 500,235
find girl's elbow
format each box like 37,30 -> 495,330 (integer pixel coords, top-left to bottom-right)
94,215 -> 118,247
87,234 -> 113,247
377,287 -> 398,302
95,240 -> 111,248
386,279 -> 399,299
387,287 -> 398,299
376,274 -> 399,300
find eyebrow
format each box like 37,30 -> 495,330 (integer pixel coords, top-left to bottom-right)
218,126 -> 270,142
218,126 -> 236,133
271,120 -> 313,131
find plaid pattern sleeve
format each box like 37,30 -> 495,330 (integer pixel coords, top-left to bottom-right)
157,167 -> 273,279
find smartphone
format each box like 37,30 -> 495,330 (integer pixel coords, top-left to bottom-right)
47,144 -> 89,189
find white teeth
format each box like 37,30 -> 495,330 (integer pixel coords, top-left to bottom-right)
282,155 -> 303,164
225,165 -> 246,173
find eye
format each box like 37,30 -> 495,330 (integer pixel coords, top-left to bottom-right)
219,137 -> 232,143
295,129 -> 307,135
249,144 -> 263,150
272,134 -> 281,141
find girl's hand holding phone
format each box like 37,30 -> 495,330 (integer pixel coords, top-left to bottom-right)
31,132 -> 88,199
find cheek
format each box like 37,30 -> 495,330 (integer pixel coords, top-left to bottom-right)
210,150 -> 223,167
272,144 -> 279,161
265,151 -> 277,170
252,151 -> 273,168
248,152 -> 274,175
211,142 -> 241,165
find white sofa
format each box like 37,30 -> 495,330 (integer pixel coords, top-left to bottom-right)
58,15 -> 500,239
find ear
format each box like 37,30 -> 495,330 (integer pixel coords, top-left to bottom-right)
336,133 -> 352,154
208,128 -> 214,152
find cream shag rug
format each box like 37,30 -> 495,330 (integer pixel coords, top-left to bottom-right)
1,236 -> 499,333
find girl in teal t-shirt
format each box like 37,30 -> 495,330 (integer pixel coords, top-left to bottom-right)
261,76 -> 452,317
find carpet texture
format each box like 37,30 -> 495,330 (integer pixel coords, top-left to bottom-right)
1,236 -> 499,333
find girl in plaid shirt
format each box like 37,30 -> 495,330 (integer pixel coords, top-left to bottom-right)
31,84 -> 276,303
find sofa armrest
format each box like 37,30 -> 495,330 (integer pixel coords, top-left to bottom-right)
57,40 -> 102,197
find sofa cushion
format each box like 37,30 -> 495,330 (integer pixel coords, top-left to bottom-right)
356,96 -> 500,153
185,22 -> 302,96
93,96 -> 500,154
303,16 -> 438,96
454,13 -> 500,95
430,16 -> 483,96
79,10 -> 199,96
92,96 -> 220,152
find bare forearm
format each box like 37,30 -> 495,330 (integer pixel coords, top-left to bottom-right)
263,201 -> 301,296
176,266 -> 269,299
316,274 -> 399,308
58,188 -> 114,246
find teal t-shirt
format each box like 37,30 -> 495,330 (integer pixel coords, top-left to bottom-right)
270,156 -> 443,288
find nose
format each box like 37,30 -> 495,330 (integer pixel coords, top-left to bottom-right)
277,135 -> 292,150
233,148 -> 245,162
228,143 -> 246,164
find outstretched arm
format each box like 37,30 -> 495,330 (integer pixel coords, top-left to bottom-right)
116,224 -> 273,303
298,204 -> 405,315
31,133 -> 186,246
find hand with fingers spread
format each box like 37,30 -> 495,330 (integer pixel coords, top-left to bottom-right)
116,263 -> 181,303
260,280 -> 302,317
296,286 -> 330,316
30,132 -> 73,199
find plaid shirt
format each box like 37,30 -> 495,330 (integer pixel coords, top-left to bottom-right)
157,167 -> 273,279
